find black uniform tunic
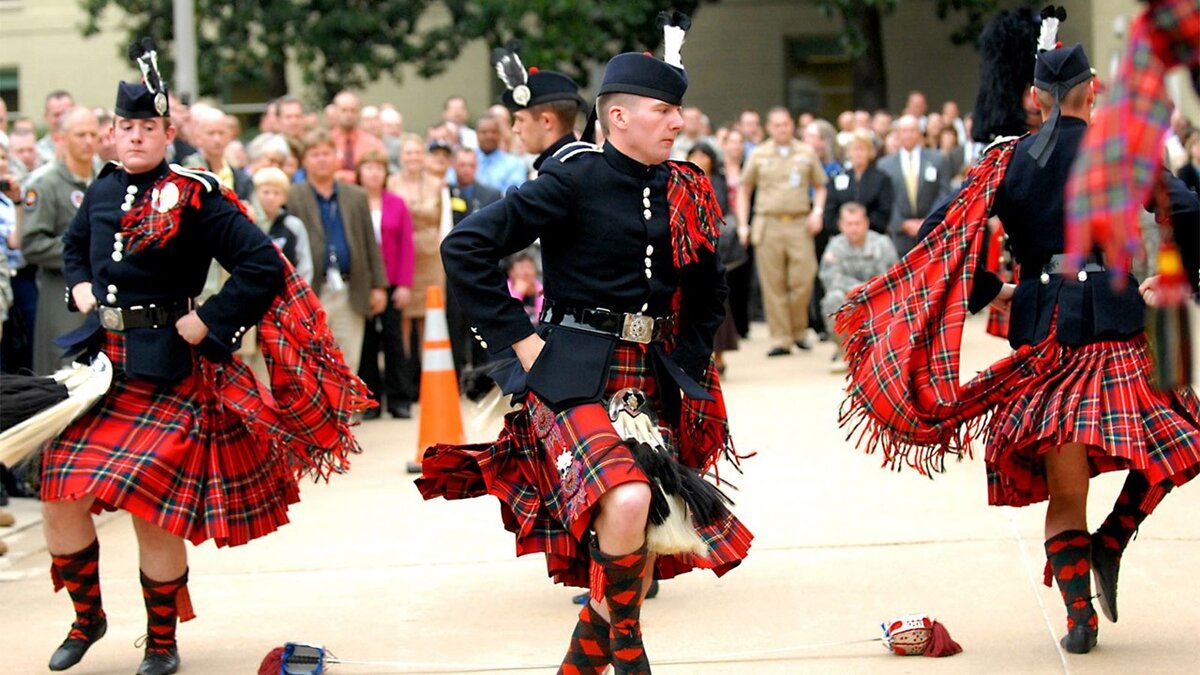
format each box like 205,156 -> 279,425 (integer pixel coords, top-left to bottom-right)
441,140 -> 726,409
920,118 -> 1151,349
60,161 -> 283,382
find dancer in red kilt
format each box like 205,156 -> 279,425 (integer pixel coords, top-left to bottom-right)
836,14 -> 1200,656
39,43 -> 369,675
417,18 -> 751,674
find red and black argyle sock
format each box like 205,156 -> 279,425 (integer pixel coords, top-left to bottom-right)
592,541 -> 651,675
1094,471 -> 1169,558
50,539 -> 105,641
557,602 -> 612,675
1045,530 -> 1098,634
140,569 -> 196,654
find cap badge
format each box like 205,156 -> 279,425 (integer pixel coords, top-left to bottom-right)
513,84 -> 531,106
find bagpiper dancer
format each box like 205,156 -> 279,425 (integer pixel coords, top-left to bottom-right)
40,41 -> 369,675
835,8 -> 1200,656
417,13 -> 752,674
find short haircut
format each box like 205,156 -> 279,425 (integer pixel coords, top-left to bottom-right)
527,99 -> 580,132
453,146 -> 477,161
839,201 -> 867,220
845,129 -> 876,162
444,95 -> 466,109
252,166 -> 290,190
44,89 -> 73,107
276,95 -> 305,113
1035,79 -> 1091,112
246,133 -> 292,162
300,129 -> 335,157
766,106 -> 792,123
596,93 -> 638,136
56,106 -> 94,134
190,104 -> 225,126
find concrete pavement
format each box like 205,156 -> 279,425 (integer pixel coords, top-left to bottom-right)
2,317 -> 1198,674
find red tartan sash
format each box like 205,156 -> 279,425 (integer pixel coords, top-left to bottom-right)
1065,0 -> 1199,280
833,139 -> 1021,473
119,170 -> 216,253
664,161 -> 743,476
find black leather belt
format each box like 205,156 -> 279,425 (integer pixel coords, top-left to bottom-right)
540,301 -> 675,344
98,299 -> 195,332
1036,254 -> 1106,284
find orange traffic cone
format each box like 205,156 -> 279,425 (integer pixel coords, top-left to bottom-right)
406,285 -> 464,473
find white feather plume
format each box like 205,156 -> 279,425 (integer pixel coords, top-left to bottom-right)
1037,15 -> 1059,52
663,25 -> 686,69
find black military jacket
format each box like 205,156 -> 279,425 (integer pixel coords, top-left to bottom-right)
441,140 -> 726,409
988,117 -> 1146,347
533,133 -> 578,172
60,160 -> 283,383
920,118 -> 1153,348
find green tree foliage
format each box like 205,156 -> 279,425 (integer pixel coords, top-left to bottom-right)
80,0 -> 701,104
812,0 -> 1037,109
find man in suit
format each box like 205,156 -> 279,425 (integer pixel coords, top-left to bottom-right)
878,115 -> 950,256
287,129 -> 387,372
445,146 -> 503,371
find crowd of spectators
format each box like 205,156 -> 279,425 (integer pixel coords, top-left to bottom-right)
1,82 -> 1198,528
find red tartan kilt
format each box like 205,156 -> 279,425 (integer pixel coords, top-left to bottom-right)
40,331 -> 300,547
985,335 -> 1200,507
417,343 -> 752,587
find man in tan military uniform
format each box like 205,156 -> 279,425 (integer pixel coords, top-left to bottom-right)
736,106 -> 827,356
20,106 -> 98,374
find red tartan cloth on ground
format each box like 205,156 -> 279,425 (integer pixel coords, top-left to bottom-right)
1065,0 -> 1200,279
835,138 -> 1200,505
41,332 -> 301,547
416,344 -> 752,587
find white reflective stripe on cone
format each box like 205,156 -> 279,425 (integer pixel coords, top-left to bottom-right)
424,308 -> 450,341
422,347 -> 455,372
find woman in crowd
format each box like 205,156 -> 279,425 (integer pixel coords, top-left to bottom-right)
823,130 -> 894,237
803,119 -> 841,178
357,150 -> 416,419
387,133 -> 444,400
721,129 -> 754,338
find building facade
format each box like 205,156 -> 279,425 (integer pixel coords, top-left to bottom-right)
1,0 -> 1193,137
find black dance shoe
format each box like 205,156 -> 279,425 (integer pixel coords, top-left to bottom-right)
1060,624 -> 1097,654
137,646 -> 181,675
48,617 -> 107,671
388,403 -> 412,419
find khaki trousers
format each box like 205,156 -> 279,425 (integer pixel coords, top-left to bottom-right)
319,284 -> 365,373
753,214 -> 816,346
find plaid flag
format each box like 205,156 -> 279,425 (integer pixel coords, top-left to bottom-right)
1065,0 -> 1200,281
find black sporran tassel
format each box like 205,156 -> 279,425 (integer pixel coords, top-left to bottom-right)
0,374 -> 69,431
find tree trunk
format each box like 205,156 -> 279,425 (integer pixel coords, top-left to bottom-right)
262,41 -> 290,98
846,3 -> 887,111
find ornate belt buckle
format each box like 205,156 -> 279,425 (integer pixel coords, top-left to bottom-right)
98,306 -> 125,332
621,313 -> 655,344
